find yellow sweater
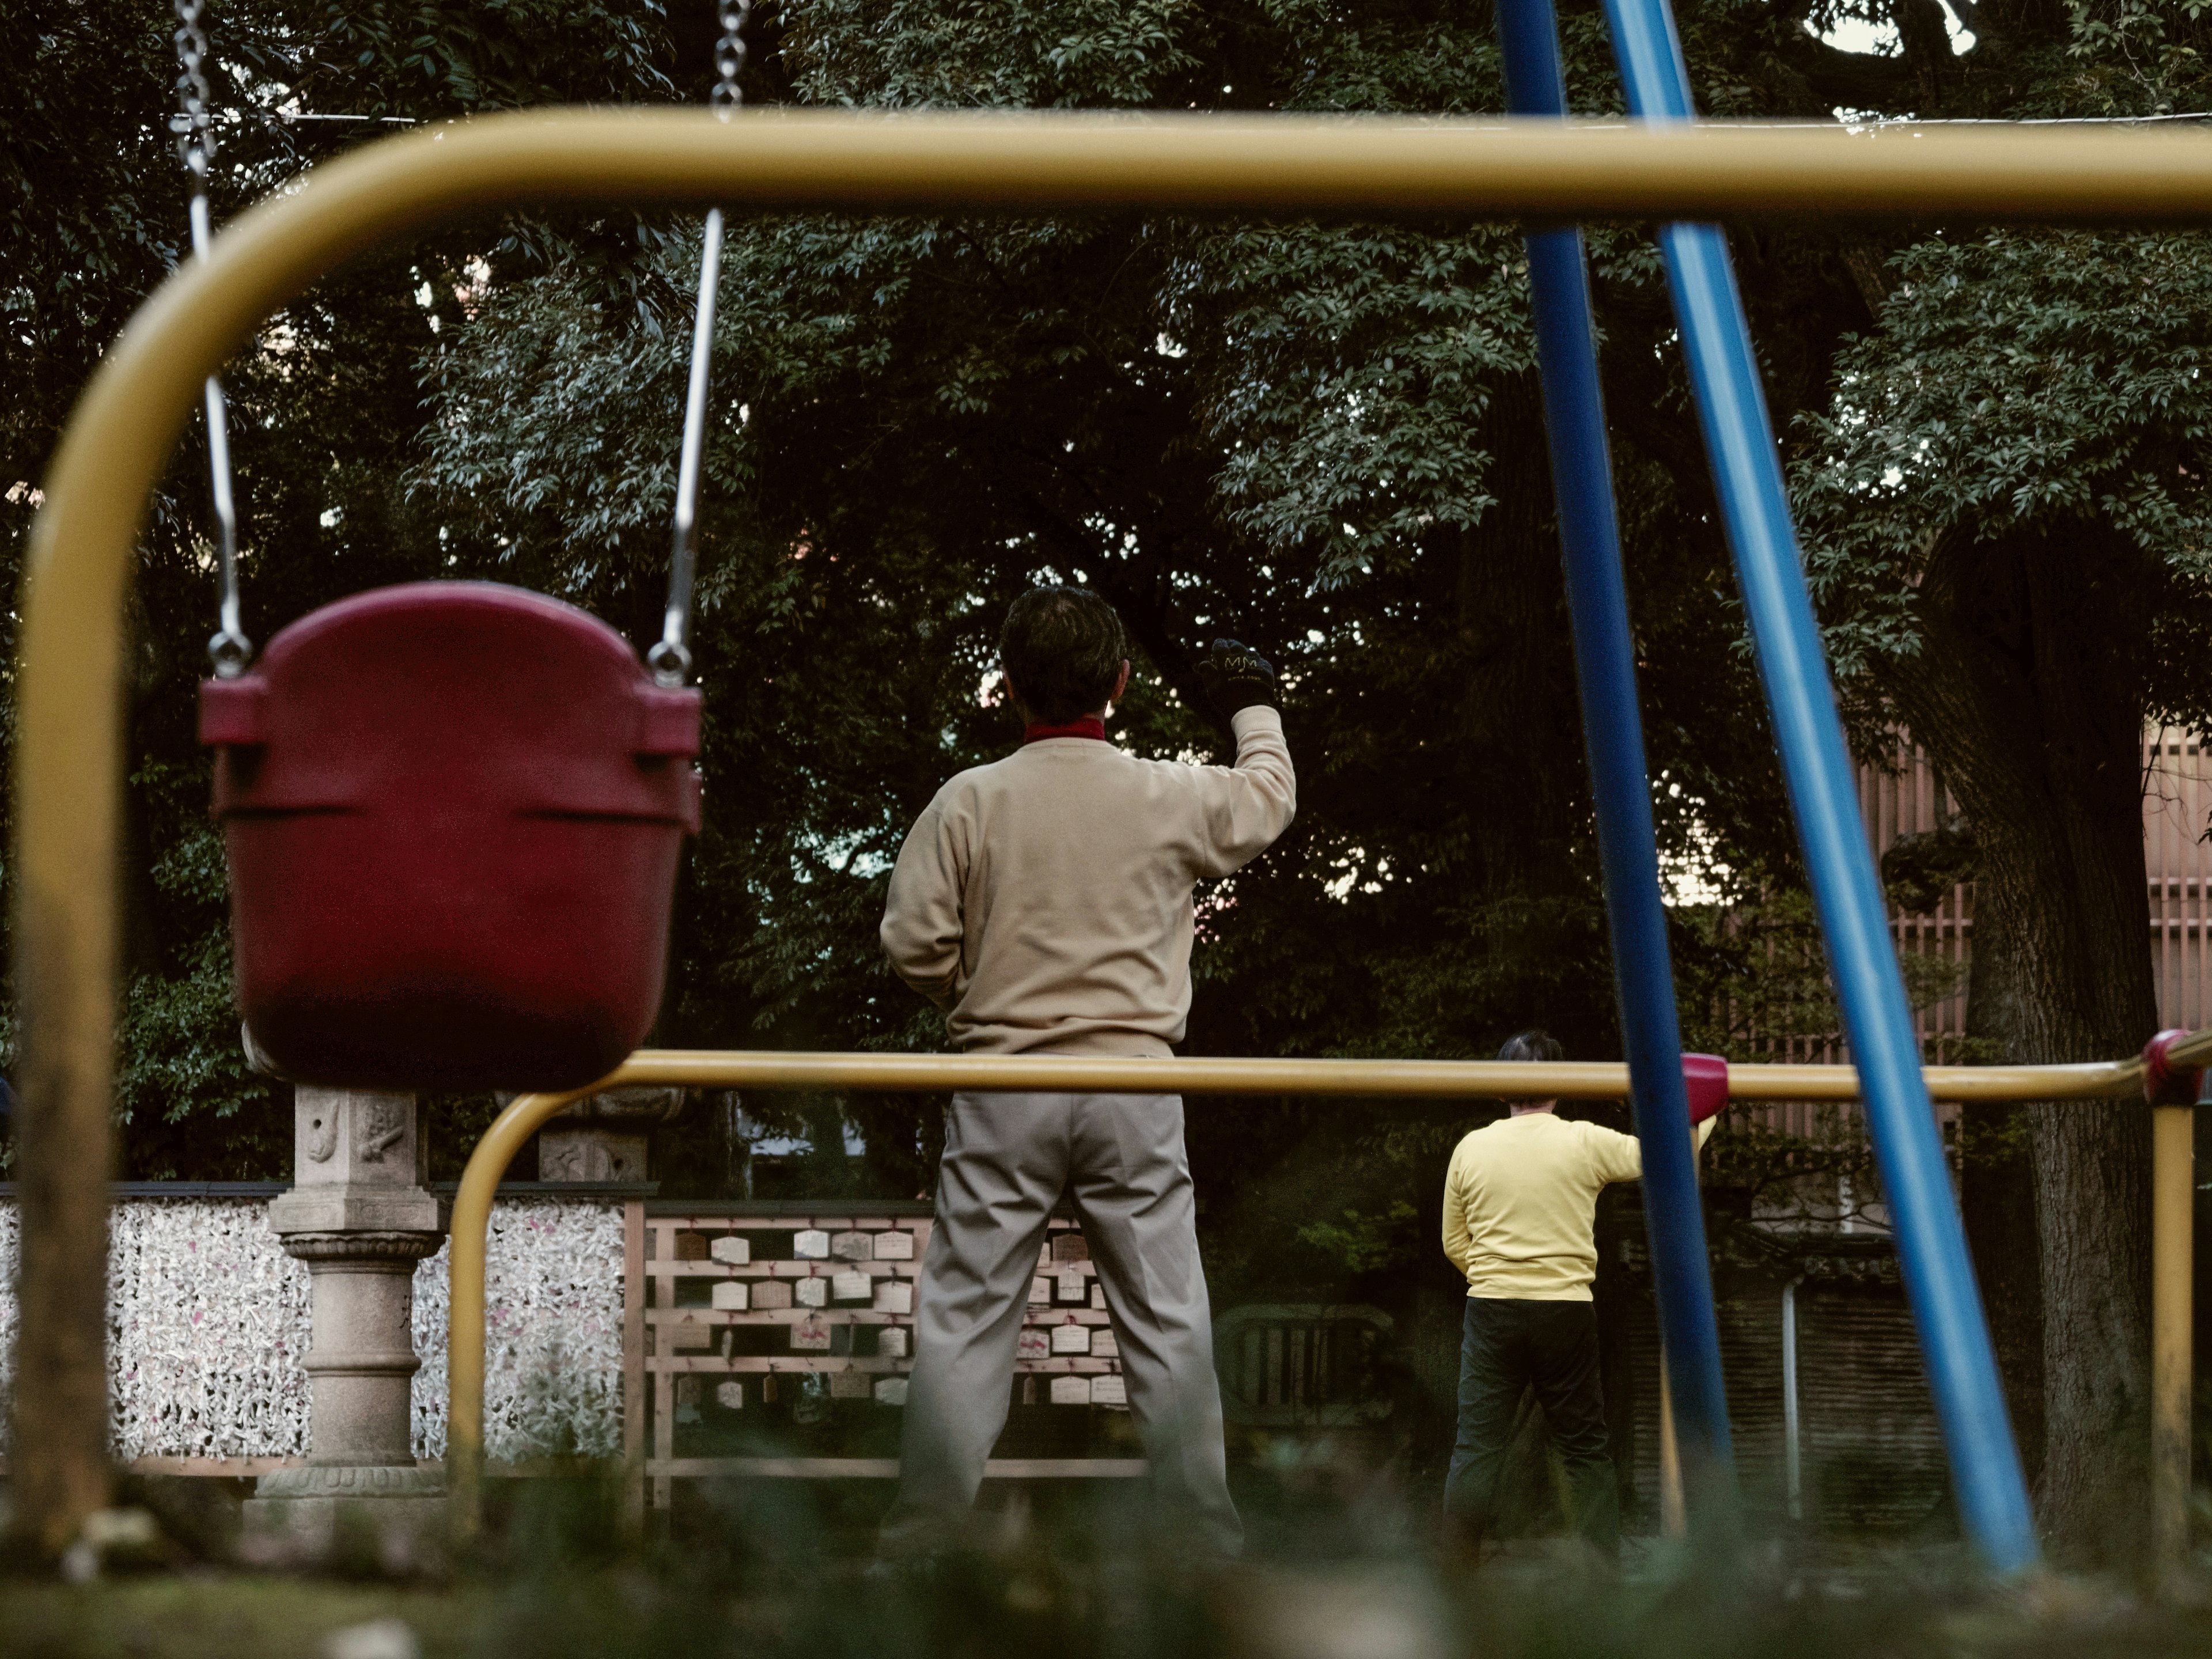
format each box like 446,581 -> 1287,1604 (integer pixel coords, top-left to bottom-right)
1441,1109 -> 1716,1300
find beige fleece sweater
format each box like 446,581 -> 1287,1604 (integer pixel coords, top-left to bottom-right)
880,707 -> 1296,1055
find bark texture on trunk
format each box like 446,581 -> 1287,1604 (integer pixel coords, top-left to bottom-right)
1959,1097 -> 2046,1493
1881,522 -> 2156,1563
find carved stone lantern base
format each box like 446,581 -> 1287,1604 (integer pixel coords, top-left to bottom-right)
240,1463 -> 448,1573
240,1089 -> 447,1569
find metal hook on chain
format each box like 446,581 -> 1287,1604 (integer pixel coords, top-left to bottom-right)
173,0 -> 253,677
647,0 -> 750,688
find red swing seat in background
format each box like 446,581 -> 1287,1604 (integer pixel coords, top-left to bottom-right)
199,582 -> 703,1092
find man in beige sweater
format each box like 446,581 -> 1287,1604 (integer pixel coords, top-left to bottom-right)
877,585 -> 1294,1558
1440,1030 -> 1719,1558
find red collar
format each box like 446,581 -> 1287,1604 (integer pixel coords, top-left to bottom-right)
1022,717 -> 1108,744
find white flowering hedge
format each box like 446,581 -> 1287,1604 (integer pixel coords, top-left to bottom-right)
0,1195 -> 624,1463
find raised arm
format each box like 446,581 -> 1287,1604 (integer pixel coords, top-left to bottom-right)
1190,641 -> 1296,877
1584,1115 -> 1718,1185
880,798 -> 966,1008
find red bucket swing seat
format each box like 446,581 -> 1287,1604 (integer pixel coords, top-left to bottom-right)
199,582 -> 703,1092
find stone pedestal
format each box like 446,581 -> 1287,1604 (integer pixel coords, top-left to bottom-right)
535,1085 -> 683,1183
242,1088 -> 446,1569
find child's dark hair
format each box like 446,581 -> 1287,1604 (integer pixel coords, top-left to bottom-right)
1497,1029 -> 1564,1065
999,586 -> 1128,724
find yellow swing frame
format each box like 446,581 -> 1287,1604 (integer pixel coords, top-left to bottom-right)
22,108 -> 2212,1558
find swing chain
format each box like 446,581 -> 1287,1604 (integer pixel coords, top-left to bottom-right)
172,0 -> 253,677
713,0 -> 750,107
647,0 -> 748,687
171,0 -> 217,187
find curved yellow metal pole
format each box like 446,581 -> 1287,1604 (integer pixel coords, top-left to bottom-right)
446,1078 -> 609,1539
2164,1026 -> 2212,1071
24,104 -> 2212,1550
461,1046 -> 2146,1104
440,1044 -> 2149,1533
2154,1100 -> 2196,1575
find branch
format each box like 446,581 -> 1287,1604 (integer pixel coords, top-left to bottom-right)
1941,0 -> 1994,46
1771,33 -> 1923,111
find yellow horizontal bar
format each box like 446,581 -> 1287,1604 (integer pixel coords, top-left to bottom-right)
65,115 -> 2212,549
445,1041 -> 2142,1529
556,1047 -> 2148,1103
2164,1027 -> 2212,1072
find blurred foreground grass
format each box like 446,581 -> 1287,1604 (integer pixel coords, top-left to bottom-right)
12,1547 -> 2212,1659
7,1476 -> 2212,1659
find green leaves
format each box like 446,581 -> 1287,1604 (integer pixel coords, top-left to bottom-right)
1794,231 -> 2212,681
1297,1199 -> 1419,1274
1193,224 -> 1532,583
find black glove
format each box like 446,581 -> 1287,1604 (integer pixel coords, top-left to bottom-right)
1198,638 -> 1277,718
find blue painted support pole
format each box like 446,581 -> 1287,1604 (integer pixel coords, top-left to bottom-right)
1593,0 -> 2040,1575
1493,0 -> 1737,1538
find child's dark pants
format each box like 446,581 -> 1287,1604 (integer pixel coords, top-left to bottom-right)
1442,1297 -> 1620,1554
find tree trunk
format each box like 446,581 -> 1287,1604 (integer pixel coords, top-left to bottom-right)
1959,894 -> 2046,1491
1960,961 -> 2046,1490
1881,521 -> 2156,1563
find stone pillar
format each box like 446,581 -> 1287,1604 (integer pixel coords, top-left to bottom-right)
535,1086 -> 683,1183
242,1088 -> 446,1567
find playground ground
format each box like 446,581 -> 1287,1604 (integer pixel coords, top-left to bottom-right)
5,1543 -> 2211,1659
3,1478 -> 2210,1659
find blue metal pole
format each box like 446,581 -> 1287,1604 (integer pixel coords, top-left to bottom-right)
1591,0 -> 2040,1575
1493,0 -> 1737,1534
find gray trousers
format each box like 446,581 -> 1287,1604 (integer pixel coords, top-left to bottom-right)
880,1090 -> 1243,1557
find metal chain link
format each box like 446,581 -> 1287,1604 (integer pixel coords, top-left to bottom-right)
171,0 -> 217,195
713,0 -> 751,108
173,0 -> 252,676
647,0 -> 749,687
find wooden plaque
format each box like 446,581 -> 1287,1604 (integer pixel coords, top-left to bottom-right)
873,1230 -> 916,1260
751,1280 -> 794,1310
710,1281 -> 749,1311
709,1236 -> 751,1265
790,1313 -> 832,1351
793,1229 -> 831,1259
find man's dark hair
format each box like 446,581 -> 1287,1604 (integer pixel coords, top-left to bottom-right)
1000,586 -> 1128,724
1498,1029 -> 1565,1065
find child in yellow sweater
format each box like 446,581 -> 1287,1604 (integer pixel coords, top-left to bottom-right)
1440,1029 -> 1717,1557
